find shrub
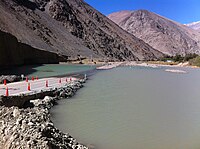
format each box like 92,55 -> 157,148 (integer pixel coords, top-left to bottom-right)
189,56 -> 200,67
160,53 -> 199,63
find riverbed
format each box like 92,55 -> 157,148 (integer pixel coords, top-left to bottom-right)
51,66 -> 200,149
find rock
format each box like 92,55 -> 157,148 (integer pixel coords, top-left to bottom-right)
0,78 -> 90,149
13,108 -> 20,117
0,75 -> 21,84
27,122 -> 34,126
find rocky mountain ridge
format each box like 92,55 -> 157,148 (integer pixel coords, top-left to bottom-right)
0,0 -> 164,66
108,10 -> 200,56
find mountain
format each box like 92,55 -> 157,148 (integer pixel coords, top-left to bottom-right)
108,10 -> 200,56
0,0 -> 164,67
185,21 -> 200,31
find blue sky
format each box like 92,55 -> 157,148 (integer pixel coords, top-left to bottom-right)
84,0 -> 200,24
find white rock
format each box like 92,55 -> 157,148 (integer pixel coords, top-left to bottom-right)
13,108 -> 20,117
28,122 -> 34,126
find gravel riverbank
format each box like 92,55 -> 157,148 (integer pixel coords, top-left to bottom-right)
0,78 -> 93,149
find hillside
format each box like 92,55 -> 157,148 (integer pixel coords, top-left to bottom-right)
108,10 -> 200,56
0,0 -> 163,67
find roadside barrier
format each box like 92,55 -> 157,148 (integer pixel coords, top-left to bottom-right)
26,77 -> 28,82
5,87 -> 9,96
46,80 -> 48,87
4,80 -> 6,85
28,83 -> 31,91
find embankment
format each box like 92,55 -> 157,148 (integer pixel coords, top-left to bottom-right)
0,30 -> 59,67
0,78 -> 93,149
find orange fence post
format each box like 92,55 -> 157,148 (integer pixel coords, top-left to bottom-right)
28,83 -> 31,91
26,77 -> 28,82
46,80 -> 48,87
5,87 -> 9,96
4,79 -> 6,85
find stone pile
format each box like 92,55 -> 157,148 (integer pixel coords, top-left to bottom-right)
0,78 -> 92,149
0,75 -> 21,84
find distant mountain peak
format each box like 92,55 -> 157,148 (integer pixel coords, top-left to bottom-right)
186,21 -> 200,26
108,10 -> 200,56
185,21 -> 200,31
134,9 -> 152,14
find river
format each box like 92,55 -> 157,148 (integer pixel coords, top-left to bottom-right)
51,66 -> 200,149
0,64 -> 95,78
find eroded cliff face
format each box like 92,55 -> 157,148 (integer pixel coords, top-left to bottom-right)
0,30 -> 58,67
0,0 -> 163,64
108,10 -> 200,56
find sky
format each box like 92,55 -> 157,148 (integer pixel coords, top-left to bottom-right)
84,0 -> 200,24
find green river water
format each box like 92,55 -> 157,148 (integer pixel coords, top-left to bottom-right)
51,66 -> 200,149
0,64 -> 95,78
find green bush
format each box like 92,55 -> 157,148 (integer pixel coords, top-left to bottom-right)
183,53 -> 198,61
189,56 -> 200,67
160,53 -> 198,63
173,54 -> 184,62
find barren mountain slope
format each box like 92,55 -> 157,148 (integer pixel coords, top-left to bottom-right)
108,10 -> 200,56
0,0 -> 163,64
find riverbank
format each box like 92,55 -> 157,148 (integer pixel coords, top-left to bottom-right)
123,61 -> 200,74
124,61 -> 199,68
96,62 -> 123,70
0,77 -> 94,149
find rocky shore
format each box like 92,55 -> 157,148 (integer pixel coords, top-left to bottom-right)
0,75 -> 21,84
0,78 -> 92,149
